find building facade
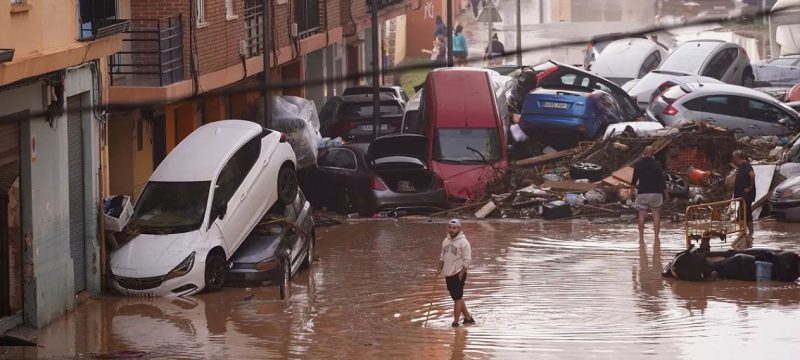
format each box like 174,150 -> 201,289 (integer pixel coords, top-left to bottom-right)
0,0 -> 126,331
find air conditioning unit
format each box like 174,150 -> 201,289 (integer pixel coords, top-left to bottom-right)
239,40 -> 248,57
290,23 -> 298,38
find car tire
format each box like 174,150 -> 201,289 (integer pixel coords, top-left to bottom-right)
204,252 -> 226,292
570,162 -> 604,182
742,68 -> 755,88
302,232 -> 315,269
277,165 -> 299,206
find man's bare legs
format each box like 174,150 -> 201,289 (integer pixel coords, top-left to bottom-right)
454,299 -> 472,324
653,208 -> 661,243
638,209 -> 647,242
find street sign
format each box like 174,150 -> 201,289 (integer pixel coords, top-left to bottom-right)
477,6 -> 503,23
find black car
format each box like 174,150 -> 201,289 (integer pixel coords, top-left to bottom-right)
319,93 -> 405,142
303,134 -> 447,216
226,191 -> 315,288
342,85 -> 410,103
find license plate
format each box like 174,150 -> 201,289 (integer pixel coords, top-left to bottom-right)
542,102 -> 568,109
362,124 -> 389,131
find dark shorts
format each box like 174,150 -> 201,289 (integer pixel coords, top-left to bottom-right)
445,272 -> 467,300
454,51 -> 467,60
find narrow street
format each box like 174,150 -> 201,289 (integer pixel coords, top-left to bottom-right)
5,218 -> 800,359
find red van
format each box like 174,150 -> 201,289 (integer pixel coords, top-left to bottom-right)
420,68 -> 509,203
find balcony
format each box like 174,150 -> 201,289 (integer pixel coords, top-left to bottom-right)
244,0 -> 265,58
297,0 -> 323,39
78,0 -> 130,41
109,16 -> 185,87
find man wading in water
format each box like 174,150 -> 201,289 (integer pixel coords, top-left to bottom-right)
437,219 -> 475,327
632,146 -> 668,243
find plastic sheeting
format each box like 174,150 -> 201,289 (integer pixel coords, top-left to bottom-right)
271,96 -> 323,169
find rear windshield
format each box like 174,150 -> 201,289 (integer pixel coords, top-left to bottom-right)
340,102 -> 403,118
661,86 -> 688,103
433,128 -> 502,163
659,42 -> 719,74
343,88 -> 397,97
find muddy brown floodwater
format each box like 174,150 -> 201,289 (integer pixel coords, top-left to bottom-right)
4,219 -> 800,359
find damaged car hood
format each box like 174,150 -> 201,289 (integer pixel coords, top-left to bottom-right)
111,231 -> 201,278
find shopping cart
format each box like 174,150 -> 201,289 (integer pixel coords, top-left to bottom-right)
684,198 -> 749,251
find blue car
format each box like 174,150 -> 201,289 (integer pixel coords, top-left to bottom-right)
520,87 -> 624,148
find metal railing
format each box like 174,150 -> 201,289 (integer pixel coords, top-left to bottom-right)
244,0 -> 264,58
297,0 -> 323,39
109,15 -> 184,87
685,198 -> 748,250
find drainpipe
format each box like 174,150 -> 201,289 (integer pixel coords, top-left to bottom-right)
262,0 -> 272,129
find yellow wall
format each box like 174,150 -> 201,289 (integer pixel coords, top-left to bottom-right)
1,1 -> 80,60
108,113 -> 135,197
132,116 -> 154,199
165,101 -> 198,153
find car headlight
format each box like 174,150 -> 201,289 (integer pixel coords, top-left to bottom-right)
254,257 -> 279,271
165,252 -> 195,281
781,187 -> 800,200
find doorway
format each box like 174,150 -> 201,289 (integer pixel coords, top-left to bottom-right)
1,112 -> 22,316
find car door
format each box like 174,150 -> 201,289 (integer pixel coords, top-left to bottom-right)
740,96 -> 796,136
684,95 -> 750,135
208,136 -> 262,252
312,148 -> 360,210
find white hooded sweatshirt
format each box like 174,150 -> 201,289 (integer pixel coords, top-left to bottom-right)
440,232 -> 472,277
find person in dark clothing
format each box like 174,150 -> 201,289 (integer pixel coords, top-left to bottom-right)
631,146 -> 668,243
434,16 -> 447,40
484,33 -> 505,66
733,150 -> 756,235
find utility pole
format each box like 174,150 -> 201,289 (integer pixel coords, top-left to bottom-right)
371,0 -> 381,140
539,0 -> 544,24
262,0 -> 272,128
446,0 -> 454,67
516,0 -> 521,65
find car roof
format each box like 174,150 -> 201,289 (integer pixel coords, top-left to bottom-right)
426,68 -> 499,128
340,93 -> 399,102
150,120 -> 262,182
683,83 -> 786,102
593,39 -> 663,77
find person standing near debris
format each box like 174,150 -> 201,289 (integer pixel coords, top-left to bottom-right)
436,219 -> 475,327
631,146 -> 668,243
733,150 -> 756,235
452,25 -> 469,66
484,33 -> 505,66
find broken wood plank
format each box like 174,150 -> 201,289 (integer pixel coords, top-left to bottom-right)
611,166 -> 635,184
513,147 -> 580,167
429,202 -> 485,217
474,201 -> 498,219
542,180 -> 598,192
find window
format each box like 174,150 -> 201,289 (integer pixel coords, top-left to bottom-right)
320,149 -> 357,170
130,181 -> 211,234
684,96 -> 740,117
659,41 -> 719,74
195,0 -> 206,24
702,48 -> 738,80
742,98 -> 789,124
225,0 -> 235,19
210,136 -> 262,220
296,0 -> 321,35
339,102 -> 403,118
638,51 -> 662,78
433,128 -> 502,163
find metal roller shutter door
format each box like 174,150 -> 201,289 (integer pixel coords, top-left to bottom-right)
67,95 -> 87,293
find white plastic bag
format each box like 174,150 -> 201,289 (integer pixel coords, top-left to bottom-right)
270,96 -> 323,169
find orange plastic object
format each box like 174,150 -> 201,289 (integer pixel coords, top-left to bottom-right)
688,167 -> 711,186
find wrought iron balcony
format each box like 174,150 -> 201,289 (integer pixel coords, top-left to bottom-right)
109,15 -> 185,87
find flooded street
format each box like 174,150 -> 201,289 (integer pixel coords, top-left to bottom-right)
5,219 -> 800,359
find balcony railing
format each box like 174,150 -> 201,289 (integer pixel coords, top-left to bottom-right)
109,15 -> 185,87
297,0 -> 323,39
244,0 -> 264,58
78,0 -> 130,41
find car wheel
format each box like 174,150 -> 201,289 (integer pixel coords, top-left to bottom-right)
570,162 -> 604,182
302,232 -> 315,269
664,172 -> 689,197
742,68 -> 755,88
204,252 -> 226,292
277,166 -> 299,206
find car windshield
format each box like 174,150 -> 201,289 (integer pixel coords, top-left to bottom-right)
340,102 -> 403,118
433,128 -> 502,163
130,181 -> 211,234
659,42 -> 719,74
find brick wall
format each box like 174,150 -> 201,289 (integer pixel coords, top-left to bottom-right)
194,0 -> 247,74
667,147 -> 711,173
130,0 -> 191,80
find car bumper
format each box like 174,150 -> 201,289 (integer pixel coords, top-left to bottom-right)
110,264 -> 206,297
768,199 -> 800,222
520,116 -> 599,138
359,187 -> 448,215
225,268 -> 283,287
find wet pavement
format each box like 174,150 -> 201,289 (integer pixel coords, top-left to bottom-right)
4,218 -> 800,359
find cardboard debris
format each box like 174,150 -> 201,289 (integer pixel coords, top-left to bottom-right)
541,180 -> 598,192
475,201 -> 498,219
752,164 -> 777,220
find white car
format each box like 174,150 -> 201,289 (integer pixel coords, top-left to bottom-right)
625,40 -> 754,108
647,82 -> 800,137
591,38 -> 669,86
110,120 -> 298,297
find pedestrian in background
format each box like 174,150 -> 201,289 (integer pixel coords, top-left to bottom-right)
434,16 -> 447,40
436,219 -> 475,328
631,146 -> 668,243
733,150 -> 756,235
484,33 -> 505,66
452,25 -> 469,66
422,35 -> 447,69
